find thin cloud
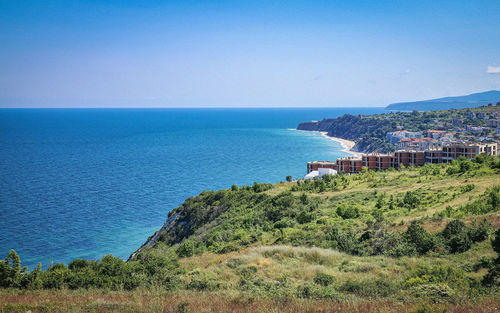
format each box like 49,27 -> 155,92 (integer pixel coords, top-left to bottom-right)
487,65 -> 500,74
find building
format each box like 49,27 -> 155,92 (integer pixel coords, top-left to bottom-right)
394,150 -> 425,167
306,142 -> 497,176
362,153 -> 394,170
304,168 -> 337,180
385,130 -> 422,145
336,157 -> 363,174
466,112 -> 476,119
427,130 -> 447,139
307,161 -> 337,173
424,149 -> 444,164
441,142 -> 497,161
477,112 -> 489,119
452,118 -> 464,125
487,119 -> 500,127
466,125 -> 485,134
396,137 -> 440,151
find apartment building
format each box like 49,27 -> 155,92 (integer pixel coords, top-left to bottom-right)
336,157 -> 363,174
362,153 -> 394,170
306,142 -> 497,176
307,161 -> 337,173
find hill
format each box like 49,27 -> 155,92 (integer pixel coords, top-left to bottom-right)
1,156 -> 500,312
297,105 -> 499,153
386,90 -> 500,111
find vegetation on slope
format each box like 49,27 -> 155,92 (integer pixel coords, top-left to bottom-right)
1,156 -> 500,312
297,105 -> 499,153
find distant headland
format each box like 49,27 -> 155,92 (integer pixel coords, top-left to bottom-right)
385,90 -> 500,111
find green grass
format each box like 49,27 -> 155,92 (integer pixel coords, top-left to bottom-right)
1,156 -> 500,311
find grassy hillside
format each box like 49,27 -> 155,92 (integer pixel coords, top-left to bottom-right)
1,156 -> 500,312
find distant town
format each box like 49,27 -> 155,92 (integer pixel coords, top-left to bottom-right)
302,103 -> 500,179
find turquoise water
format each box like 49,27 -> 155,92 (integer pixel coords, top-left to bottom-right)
0,108 -> 384,268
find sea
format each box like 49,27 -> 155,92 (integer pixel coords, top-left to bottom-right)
0,107 -> 385,268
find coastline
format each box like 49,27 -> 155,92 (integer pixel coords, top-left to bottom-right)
291,128 -> 362,157
319,132 -> 363,157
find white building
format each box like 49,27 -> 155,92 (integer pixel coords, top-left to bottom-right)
304,168 -> 338,180
386,130 -> 423,145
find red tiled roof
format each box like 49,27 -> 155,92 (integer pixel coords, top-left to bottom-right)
428,130 -> 446,133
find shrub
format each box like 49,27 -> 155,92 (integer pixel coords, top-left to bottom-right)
296,210 -> 315,224
441,219 -> 471,253
411,284 -> 455,302
68,259 -> 89,271
176,240 -> 196,258
336,204 -> 359,219
405,221 -> 436,255
403,191 -> 420,209
313,272 -> 335,286
329,227 -> 358,254
461,184 -> 475,193
468,219 -> 492,243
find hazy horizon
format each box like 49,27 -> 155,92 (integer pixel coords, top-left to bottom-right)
1,1 -> 499,108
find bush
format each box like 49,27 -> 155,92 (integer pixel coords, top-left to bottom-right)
403,191 -> 420,209
336,204 -> 359,219
405,221 -> 436,255
176,240 -> 196,258
296,210 -> 315,224
411,284 -> 455,303
329,227 -> 360,254
468,219 -> 492,243
313,272 -> 335,286
441,219 -> 471,253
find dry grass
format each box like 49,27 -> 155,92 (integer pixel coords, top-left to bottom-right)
1,289 -> 500,313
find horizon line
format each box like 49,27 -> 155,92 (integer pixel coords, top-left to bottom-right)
0,106 -> 387,109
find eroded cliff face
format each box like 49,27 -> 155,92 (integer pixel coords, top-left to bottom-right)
297,119 -> 336,132
127,211 -> 181,261
297,114 -> 395,154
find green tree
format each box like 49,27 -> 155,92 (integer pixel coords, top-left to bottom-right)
442,219 -> 471,253
0,250 -> 26,288
405,222 -> 435,255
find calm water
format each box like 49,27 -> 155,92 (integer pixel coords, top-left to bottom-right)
0,108 -> 384,268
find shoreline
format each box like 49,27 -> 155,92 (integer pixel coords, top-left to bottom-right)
318,132 -> 363,157
292,128 -> 362,157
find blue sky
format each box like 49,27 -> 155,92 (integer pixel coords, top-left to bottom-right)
1,0 -> 499,107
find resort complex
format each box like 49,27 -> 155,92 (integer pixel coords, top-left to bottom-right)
307,140 -> 498,176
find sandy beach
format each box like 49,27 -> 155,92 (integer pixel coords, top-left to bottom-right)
319,132 -> 363,157
292,129 -> 362,157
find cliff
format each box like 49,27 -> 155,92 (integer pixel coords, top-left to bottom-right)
296,119 -> 336,131
128,211 -> 181,261
297,114 -> 394,153
297,105 -> 499,154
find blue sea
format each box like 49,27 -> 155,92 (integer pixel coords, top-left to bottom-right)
0,108 -> 385,268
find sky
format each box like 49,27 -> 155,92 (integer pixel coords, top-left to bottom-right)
0,0 -> 499,108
